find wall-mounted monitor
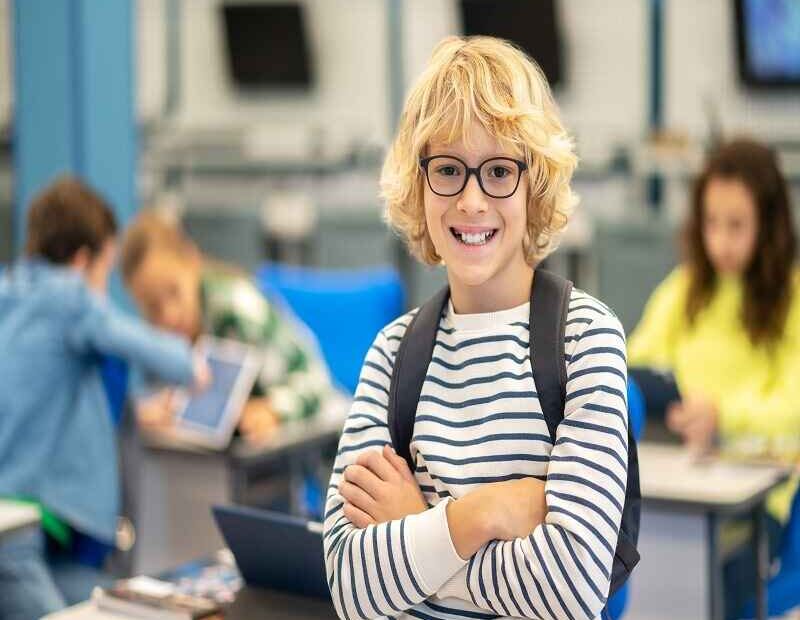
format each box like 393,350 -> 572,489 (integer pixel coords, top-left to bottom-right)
735,0 -> 800,89
221,3 -> 313,89
459,0 -> 564,88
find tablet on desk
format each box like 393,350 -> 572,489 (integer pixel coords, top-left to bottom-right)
171,336 -> 261,450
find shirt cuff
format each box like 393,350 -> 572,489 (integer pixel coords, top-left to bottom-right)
404,499 -> 468,593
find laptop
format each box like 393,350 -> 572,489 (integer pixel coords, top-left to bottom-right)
212,504 -> 330,600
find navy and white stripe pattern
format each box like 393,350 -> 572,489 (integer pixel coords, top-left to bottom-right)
324,290 -> 628,620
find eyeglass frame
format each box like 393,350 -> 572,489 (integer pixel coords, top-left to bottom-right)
419,155 -> 529,199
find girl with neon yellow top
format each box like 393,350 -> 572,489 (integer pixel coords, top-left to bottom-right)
628,138 -> 799,619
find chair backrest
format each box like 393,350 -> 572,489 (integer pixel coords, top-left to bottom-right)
255,263 -> 405,394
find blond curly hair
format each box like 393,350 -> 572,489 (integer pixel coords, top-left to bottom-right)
381,36 -> 578,266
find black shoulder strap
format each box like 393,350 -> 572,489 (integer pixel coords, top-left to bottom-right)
530,270 -> 573,443
388,269 -> 571,466
388,285 -> 450,470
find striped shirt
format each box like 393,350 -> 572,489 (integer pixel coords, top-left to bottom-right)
324,289 -> 628,620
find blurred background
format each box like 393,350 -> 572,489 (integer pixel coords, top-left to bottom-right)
2,0 -> 798,330
2,2 -> 800,619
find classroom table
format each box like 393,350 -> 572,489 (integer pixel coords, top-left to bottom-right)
130,405 -> 347,574
627,442 -> 791,620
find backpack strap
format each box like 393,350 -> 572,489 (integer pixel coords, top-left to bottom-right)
530,270 -> 573,442
388,285 -> 450,470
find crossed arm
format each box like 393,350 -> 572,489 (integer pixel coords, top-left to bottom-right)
340,445 -> 547,561
324,316 -> 628,620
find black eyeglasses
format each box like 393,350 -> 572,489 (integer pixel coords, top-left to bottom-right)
419,155 -> 528,199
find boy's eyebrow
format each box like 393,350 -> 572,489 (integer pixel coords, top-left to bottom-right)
426,150 -> 517,161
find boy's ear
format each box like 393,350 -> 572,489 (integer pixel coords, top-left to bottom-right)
68,246 -> 92,273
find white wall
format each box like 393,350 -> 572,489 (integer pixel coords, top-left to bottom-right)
165,0 -> 649,163
3,1 -> 798,155
665,0 -> 800,142
172,0 -> 388,159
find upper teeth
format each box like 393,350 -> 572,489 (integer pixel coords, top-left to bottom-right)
458,231 -> 491,245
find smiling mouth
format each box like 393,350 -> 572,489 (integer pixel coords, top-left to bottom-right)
450,227 -> 498,246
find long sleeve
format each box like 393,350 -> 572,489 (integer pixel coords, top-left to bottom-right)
460,312 -> 629,620
717,291 -> 800,459
69,289 -> 194,386
627,267 -> 688,369
323,321 -> 467,620
203,273 -> 334,420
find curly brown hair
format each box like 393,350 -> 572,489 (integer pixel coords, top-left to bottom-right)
684,138 -> 796,346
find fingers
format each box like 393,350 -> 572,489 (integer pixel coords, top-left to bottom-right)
383,445 -> 416,483
667,402 -> 692,434
343,503 -> 375,529
343,464 -> 384,498
192,353 -> 212,392
356,449 -> 401,483
338,480 -> 377,515
135,391 -> 176,428
684,416 -> 714,448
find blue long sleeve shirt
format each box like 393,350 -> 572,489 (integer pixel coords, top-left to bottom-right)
0,259 -> 195,543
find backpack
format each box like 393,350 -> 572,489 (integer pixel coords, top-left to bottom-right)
387,269 -> 640,596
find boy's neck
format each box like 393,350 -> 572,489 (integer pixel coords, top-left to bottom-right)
449,262 -> 534,315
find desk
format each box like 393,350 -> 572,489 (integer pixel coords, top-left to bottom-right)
44,586 -> 337,620
0,499 -> 40,540
627,442 -> 791,620
131,407 -> 346,574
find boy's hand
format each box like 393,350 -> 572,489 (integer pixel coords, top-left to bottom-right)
446,477 -> 547,559
339,446 -> 427,528
238,397 -> 280,443
135,389 -> 179,430
475,477 -> 548,540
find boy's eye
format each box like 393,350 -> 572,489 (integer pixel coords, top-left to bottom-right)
435,165 -> 461,177
487,165 -> 512,179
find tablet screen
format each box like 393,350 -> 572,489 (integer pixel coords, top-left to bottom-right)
180,356 -> 247,430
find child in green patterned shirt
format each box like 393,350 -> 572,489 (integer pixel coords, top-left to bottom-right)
120,210 -> 335,442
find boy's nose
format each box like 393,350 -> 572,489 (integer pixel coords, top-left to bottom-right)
456,174 -> 488,215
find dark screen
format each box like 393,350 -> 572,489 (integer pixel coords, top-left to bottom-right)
221,3 -> 312,88
459,0 -> 564,87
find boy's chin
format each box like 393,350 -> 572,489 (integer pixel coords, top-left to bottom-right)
448,265 -> 498,291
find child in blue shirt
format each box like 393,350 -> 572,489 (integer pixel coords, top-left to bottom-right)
0,177 -> 207,619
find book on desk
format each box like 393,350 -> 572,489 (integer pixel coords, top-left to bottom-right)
92,576 -> 220,620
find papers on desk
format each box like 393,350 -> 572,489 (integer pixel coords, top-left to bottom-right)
91,578 -> 220,619
91,552 -> 242,619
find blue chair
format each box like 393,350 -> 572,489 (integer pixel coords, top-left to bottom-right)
605,375 -> 646,620
255,263 -> 405,395
739,481 -> 800,617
